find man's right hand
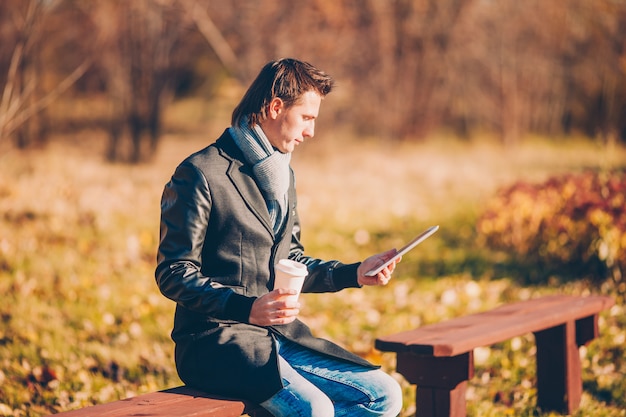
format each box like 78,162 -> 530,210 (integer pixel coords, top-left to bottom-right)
248,289 -> 301,326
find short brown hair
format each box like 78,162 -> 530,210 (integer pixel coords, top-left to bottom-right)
232,58 -> 334,127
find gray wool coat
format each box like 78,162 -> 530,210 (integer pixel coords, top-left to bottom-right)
155,130 -> 376,403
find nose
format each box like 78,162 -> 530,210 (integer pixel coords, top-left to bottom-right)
303,122 -> 315,138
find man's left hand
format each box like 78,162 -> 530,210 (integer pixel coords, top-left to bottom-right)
357,249 -> 400,287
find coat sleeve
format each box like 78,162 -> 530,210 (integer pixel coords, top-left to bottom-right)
155,162 -> 255,322
288,207 -> 362,293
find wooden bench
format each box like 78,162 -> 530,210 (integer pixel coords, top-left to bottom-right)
45,386 -> 272,417
48,294 -> 613,417
375,294 -> 614,417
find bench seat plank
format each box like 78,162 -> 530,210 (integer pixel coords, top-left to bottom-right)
46,386 -> 267,417
376,294 -> 614,356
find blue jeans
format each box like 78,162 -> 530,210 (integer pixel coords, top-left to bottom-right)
260,336 -> 403,417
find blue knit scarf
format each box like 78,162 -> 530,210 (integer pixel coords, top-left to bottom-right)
229,117 -> 291,234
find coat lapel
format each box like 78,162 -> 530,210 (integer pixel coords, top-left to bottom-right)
216,131 -> 297,242
216,132 -> 274,236
228,160 -> 275,236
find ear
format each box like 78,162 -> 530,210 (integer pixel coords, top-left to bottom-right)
267,97 -> 284,119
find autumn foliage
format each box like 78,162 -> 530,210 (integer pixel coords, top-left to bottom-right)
3,0 -> 626,161
477,170 -> 626,295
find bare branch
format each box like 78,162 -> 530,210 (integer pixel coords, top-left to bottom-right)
177,0 -> 243,82
0,43 -> 25,133
1,59 -> 92,139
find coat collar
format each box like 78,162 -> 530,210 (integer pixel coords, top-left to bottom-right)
215,130 -> 295,241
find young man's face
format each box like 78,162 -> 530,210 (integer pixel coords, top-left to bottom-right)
260,90 -> 322,154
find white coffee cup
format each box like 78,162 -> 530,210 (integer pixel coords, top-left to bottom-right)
273,259 -> 308,301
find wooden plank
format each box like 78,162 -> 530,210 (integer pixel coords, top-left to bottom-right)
376,295 -> 613,357
422,295 -> 609,356
46,386 -> 266,417
379,296 -> 602,353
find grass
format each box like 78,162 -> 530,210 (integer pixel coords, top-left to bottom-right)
0,128 -> 625,416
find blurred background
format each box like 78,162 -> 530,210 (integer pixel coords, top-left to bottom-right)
1,0 -> 625,159
1,1 -> 626,416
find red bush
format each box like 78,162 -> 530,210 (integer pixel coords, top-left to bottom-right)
477,170 -> 626,294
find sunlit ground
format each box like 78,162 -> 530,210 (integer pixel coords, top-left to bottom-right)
0,129 -> 624,416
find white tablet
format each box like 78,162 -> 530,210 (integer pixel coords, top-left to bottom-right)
364,225 -> 439,276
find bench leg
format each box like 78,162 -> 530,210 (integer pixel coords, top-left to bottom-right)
534,320 -> 582,414
415,381 -> 468,417
395,352 -> 473,417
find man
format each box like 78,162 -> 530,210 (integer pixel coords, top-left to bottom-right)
156,58 -> 403,417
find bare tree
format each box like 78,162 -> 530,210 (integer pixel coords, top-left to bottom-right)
88,0 -> 186,162
4,0 -> 625,150
0,0 -> 89,146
